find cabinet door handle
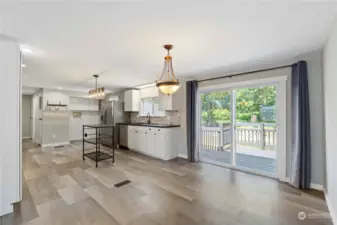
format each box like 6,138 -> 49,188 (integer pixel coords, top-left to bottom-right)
149,128 -> 151,130
158,129 -> 160,131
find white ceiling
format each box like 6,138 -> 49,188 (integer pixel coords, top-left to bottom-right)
0,1 -> 337,93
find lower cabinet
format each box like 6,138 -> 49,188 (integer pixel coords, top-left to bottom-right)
127,126 -> 139,150
146,128 -> 155,156
127,125 -> 178,160
154,132 -> 167,159
139,130 -> 147,153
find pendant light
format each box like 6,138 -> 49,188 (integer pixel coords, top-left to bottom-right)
156,44 -> 180,95
89,75 -> 105,99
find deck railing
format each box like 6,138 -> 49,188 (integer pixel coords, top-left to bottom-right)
201,122 -> 276,151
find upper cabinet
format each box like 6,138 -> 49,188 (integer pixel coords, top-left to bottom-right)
124,89 -> 140,112
159,92 -> 178,111
69,97 -> 99,111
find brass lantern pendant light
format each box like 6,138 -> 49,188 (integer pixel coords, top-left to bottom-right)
89,74 -> 105,99
156,44 -> 180,95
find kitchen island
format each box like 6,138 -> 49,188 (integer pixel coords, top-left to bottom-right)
82,124 -> 115,167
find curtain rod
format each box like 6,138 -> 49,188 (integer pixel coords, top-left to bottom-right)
197,64 -> 293,83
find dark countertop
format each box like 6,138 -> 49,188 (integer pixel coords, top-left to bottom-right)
83,124 -> 114,128
117,123 -> 180,128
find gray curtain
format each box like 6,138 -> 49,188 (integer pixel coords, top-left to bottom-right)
290,61 -> 311,189
186,80 -> 197,162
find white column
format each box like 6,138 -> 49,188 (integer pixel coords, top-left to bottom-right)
0,34 -> 21,216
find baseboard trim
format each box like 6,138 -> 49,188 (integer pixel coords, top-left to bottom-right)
41,142 -> 70,148
70,137 -> 97,142
22,137 -> 31,140
310,183 -> 324,191
70,138 -> 82,142
178,154 -> 188,159
325,192 -> 336,225
284,177 -> 324,191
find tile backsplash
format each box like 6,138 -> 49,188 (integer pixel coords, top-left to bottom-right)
130,111 -> 180,125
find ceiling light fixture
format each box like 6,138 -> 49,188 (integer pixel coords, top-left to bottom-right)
21,64 -> 26,67
89,75 -> 105,99
156,44 -> 180,95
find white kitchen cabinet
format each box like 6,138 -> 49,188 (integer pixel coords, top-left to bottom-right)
146,127 -> 155,156
127,126 -> 135,150
159,92 -> 178,111
128,125 -> 179,160
128,126 -> 140,151
153,128 -> 177,160
139,129 -> 147,154
138,127 -> 154,156
154,132 -> 167,159
124,90 -> 140,112
134,129 -> 140,150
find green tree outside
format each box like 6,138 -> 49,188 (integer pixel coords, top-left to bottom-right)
201,86 -> 276,126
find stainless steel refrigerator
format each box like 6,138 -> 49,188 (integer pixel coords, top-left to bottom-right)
100,100 -> 129,148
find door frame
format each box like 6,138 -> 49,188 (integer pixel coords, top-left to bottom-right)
196,76 -> 288,182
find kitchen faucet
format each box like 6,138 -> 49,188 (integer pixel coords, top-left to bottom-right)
147,112 -> 151,124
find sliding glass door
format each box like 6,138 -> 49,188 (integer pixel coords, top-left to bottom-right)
233,85 -> 277,176
199,91 -> 233,165
198,81 -> 284,178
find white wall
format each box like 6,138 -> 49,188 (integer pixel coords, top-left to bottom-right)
0,35 -> 21,216
43,89 -> 69,109
323,17 -> 337,223
174,49 -> 325,186
38,89 -> 101,145
70,111 -> 100,140
105,91 -> 124,102
139,86 -> 158,99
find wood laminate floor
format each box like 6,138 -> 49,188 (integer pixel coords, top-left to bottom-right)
0,140 -> 332,225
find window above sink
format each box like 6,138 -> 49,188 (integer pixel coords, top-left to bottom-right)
139,97 -> 165,117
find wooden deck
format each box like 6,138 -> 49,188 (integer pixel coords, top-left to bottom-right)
200,145 -> 276,175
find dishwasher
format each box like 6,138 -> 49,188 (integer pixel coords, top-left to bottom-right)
118,124 -> 128,148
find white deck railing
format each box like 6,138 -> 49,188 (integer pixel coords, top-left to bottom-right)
201,122 -> 276,151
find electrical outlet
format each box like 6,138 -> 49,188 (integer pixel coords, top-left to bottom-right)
52,134 -> 56,139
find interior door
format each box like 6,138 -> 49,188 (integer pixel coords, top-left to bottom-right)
22,95 -> 32,138
34,109 -> 42,145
